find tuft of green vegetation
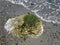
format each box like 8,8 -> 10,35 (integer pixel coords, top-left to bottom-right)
23,13 -> 39,27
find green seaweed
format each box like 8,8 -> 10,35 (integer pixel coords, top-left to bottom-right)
23,13 -> 39,27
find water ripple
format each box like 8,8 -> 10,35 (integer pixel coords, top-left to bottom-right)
6,0 -> 60,24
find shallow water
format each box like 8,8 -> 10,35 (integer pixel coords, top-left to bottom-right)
0,0 -> 60,45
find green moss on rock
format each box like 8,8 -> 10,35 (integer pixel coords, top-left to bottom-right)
23,13 -> 39,27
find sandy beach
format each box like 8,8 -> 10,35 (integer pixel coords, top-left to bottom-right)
0,0 -> 60,45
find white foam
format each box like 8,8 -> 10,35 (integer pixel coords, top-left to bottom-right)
24,0 -> 29,3
4,18 -> 15,33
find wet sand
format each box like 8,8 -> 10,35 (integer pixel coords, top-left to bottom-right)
0,1 -> 60,45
